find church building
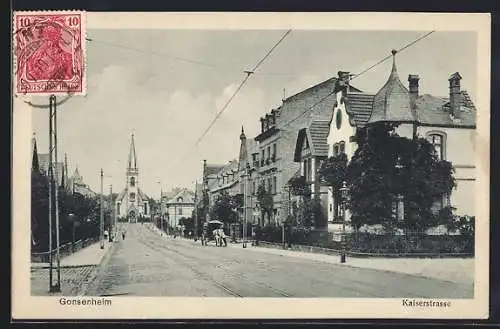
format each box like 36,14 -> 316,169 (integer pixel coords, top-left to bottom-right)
115,133 -> 151,222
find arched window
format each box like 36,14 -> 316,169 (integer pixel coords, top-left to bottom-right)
333,144 -> 339,156
426,132 -> 446,161
177,197 -> 183,203
339,141 -> 346,154
130,176 -> 135,187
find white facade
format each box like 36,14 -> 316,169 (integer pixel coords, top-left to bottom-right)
326,90 -> 357,228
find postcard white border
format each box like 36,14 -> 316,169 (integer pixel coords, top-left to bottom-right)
12,12 -> 491,320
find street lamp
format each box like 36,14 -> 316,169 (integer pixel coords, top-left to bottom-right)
339,181 -> 349,263
395,155 -> 405,222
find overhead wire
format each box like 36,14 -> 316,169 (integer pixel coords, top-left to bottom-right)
171,29 -> 293,169
279,31 -> 435,129
85,34 -> 310,77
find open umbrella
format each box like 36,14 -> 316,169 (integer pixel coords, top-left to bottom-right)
207,220 -> 223,225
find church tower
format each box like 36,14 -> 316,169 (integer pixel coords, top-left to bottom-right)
126,133 -> 139,219
116,132 -> 150,223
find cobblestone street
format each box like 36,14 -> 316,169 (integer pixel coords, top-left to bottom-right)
85,223 -> 474,298
31,265 -> 97,296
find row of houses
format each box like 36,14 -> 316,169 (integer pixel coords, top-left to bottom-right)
31,134 -> 97,198
195,50 -> 476,233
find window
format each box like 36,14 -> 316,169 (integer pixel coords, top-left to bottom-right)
177,197 -> 183,203
339,141 -> 346,154
272,144 -> 277,161
427,132 -> 446,161
129,192 -> 135,201
130,176 -> 135,187
261,150 -> 265,165
144,203 -> 147,215
117,203 -> 120,215
267,146 -> 271,161
333,144 -> 339,156
272,176 -> 277,194
179,208 -> 183,216
333,196 -> 341,219
307,158 -> 312,182
252,182 -> 256,194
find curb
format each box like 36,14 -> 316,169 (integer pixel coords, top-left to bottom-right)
78,242 -> 117,296
247,244 -> 474,286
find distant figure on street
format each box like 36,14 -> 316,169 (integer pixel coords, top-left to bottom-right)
122,231 -> 126,240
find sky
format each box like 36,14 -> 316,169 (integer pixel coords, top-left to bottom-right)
31,29 -> 477,198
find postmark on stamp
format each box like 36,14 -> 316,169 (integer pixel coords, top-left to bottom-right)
13,11 -> 86,96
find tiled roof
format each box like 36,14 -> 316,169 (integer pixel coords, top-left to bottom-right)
344,93 -> 376,128
308,120 -> 331,157
345,92 -> 476,129
415,93 -> 476,127
367,53 -> 416,125
293,119 -> 331,161
166,188 -> 195,204
205,164 -> 225,177
283,77 -> 362,103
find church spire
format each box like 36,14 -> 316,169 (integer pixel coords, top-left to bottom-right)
128,132 -> 137,169
31,133 -> 39,172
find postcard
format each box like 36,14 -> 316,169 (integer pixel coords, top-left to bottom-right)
12,11 -> 491,320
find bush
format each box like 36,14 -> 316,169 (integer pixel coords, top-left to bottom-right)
256,225 -> 474,255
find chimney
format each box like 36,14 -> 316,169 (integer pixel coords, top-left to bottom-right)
335,71 -> 351,93
408,74 -> 420,109
448,72 -> 462,119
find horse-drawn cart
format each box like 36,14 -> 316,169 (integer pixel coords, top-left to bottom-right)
201,220 -> 227,247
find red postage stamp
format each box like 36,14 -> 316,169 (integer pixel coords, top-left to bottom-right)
13,11 -> 86,96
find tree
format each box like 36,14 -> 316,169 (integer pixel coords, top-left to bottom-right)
209,191 -> 239,224
256,183 -> 273,226
346,123 -> 456,232
288,176 -> 311,197
319,153 -> 348,205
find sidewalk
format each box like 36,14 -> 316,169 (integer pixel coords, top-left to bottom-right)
31,241 -> 114,296
31,240 -> 112,268
229,243 -> 474,286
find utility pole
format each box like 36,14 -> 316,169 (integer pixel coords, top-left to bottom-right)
194,180 -> 198,240
100,168 -> 104,249
156,181 -> 163,235
48,94 -> 61,293
242,163 -> 249,248
109,184 -> 113,242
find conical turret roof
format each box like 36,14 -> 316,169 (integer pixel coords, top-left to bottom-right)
366,50 -> 417,125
